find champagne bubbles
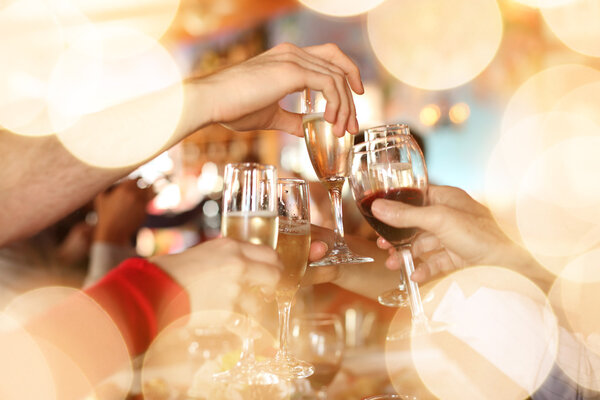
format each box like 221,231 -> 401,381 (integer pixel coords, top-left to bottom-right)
299,0 -> 386,17
386,267 -> 558,400
542,0 -> 600,57
367,0 -> 503,90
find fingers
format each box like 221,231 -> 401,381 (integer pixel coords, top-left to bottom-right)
309,240 -> 328,262
372,198 -> 457,234
239,241 -> 280,265
412,232 -> 441,259
304,43 -> 364,95
270,43 -> 358,136
271,108 -> 303,137
413,249 -> 459,283
377,236 -> 393,250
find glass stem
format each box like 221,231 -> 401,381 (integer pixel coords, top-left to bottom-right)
397,245 -> 425,322
238,319 -> 255,363
328,182 -> 347,249
275,296 -> 292,360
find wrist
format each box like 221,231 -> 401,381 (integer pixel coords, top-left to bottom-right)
94,226 -> 131,246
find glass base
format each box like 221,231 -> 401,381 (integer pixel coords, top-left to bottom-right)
386,316 -> 449,341
258,355 -> 314,379
378,288 -> 409,308
212,359 -> 281,386
309,244 -> 373,266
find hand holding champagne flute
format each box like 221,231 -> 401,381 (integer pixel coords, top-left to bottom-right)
216,162 -> 279,384
303,89 -> 373,266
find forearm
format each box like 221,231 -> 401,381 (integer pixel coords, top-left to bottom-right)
0,80 -> 214,247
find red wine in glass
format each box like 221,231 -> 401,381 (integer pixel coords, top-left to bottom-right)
357,188 -> 425,245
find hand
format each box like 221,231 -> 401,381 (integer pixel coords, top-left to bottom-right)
372,185 -> 536,284
93,180 -> 153,246
150,238 -> 284,313
200,42 -> 364,137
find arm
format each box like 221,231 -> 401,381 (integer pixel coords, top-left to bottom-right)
0,43 -> 363,246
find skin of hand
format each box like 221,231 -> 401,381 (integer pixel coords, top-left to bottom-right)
93,180 -> 154,246
302,224 -> 401,300
371,185 -> 553,292
200,42 -> 364,138
0,42 -> 364,247
56,221 -> 94,265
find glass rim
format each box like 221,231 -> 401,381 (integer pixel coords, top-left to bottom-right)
224,162 -> 276,171
365,123 -> 410,135
292,312 -> 342,326
351,136 -> 411,154
277,177 -> 307,184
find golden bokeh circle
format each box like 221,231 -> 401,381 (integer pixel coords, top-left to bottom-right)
367,0 -> 503,90
386,267 -> 558,400
52,29 -> 184,169
542,0 -> 600,57
299,0 -> 386,17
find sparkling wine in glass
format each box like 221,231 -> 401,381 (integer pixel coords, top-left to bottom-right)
349,129 -> 443,337
290,313 -> 344,400
216,162 -> 279,385
302,89 -> 373,266
260,178 -> 314,379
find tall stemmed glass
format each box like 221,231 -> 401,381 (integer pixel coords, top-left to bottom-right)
349,130 -> 437,335
302,89 -> 373,266
216,162 -> 279,385
261,178 -> 314,379
290,313 -> 345,400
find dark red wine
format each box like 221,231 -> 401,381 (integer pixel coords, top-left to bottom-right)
358,188 -> 425,245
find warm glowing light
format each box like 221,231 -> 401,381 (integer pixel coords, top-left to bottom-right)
154,183 -> 182,210
386,267 -> 557,400
516,135 -> 600,275
0,0 -> 65,136
0,313 -> 56,399
542,0 -> 600,57
549,259 -> 600,390
500,64 -> 600,136
367,0 -> 502,90
136,227 -> 156,256
64,0 -> 180,52
299,0 -> 386,17
52,29 -> 183,168
353,83 -> 384,127
448,102 -> 470,124
142,311 -> 284,399
5,287 -> 132,399
511,0 -> 578,8
419,104 -> 441,126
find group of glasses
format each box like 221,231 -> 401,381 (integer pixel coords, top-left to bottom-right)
214,90 -> 432,398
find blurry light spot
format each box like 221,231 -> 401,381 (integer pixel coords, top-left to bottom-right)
202,200 -> 219,218
419,104 -> 441,126
448,102 -> 470,124
131,151 -> 175,185
387,267 -> 557,400
154,183 -> 181,210
511,0 -> 579,7
53,30 -> 183,168
516,135 -> 600,275
500,64 -> 600,136
136,227 -> 156,257
299,0 -> 386,17
367,0 -> 502,90
352,83 -> 384,127
542,0 -> 600,57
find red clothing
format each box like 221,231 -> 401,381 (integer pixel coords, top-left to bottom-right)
85,257 -> 190,355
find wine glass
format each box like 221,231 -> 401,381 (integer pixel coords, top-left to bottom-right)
302,89 -> 373,266
215,162 -> 279,385
349,130 -> 441,336
290,313 -> 345,400
260,178 -> 314,379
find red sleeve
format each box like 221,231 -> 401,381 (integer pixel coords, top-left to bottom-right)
85,258 -> 190,355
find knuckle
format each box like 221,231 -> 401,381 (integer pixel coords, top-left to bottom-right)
325,42 -> 341,52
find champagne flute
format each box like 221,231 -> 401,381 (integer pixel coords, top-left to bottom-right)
260,178 -> 314,379
349,130 -> 442,337
216,162 -> 279,385
302,89 -> 373,266
290,313 -> 345,400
